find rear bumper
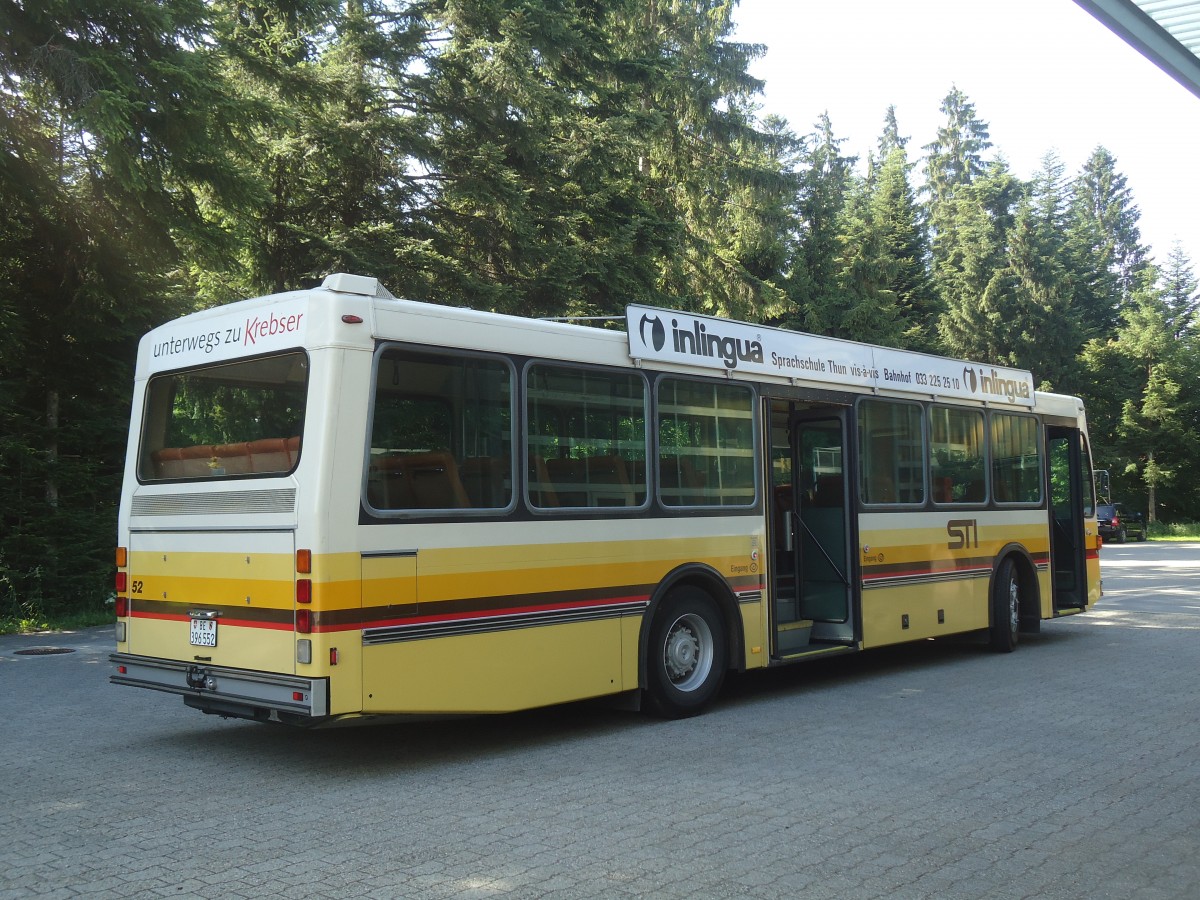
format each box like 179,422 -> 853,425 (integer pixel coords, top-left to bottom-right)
110,652 -> 329,723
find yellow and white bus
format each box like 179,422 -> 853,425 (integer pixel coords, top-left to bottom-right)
111,273 -> 1100,724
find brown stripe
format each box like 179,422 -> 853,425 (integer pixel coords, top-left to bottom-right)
132,598 -> 292,626
862,556 -> 995,578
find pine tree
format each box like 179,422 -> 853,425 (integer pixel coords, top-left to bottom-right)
832,176 -> 902,346
199,0 -> 432,302
923,86 -> 991,208
1159,242 -> 1199,340
410,0 -> 791,320
1067,146 -> 1149,337
934,161 -> 1022,363
602,0 -> 792,321
789,112 -> 856,335
1109,265 -> 1198,523
1003,193 -> 1081,388
0,0 -> 250,615
924,87 -> 1009,362
867,110 -> 937,352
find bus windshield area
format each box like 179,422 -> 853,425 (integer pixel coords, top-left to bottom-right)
138,352 -> 308,481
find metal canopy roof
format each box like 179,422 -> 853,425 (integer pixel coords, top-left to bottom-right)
1073,1 -> 1200,99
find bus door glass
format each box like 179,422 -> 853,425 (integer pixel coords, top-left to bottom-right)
1046,426 -> 1092,610
790,411 -> 854,646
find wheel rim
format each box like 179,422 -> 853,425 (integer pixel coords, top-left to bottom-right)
662,612 -> 713,692
1007,576 -> 1020,634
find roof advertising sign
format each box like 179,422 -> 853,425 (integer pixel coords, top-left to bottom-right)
626,305 -> 1034,407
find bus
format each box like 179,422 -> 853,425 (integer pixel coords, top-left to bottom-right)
110,273 -> 1101,724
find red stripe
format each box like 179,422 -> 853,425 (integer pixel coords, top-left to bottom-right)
359,592 -> 653,631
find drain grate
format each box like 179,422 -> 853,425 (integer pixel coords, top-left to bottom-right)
13,647 -> 76,656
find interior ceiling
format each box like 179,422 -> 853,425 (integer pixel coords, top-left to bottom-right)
1073,0 -> 1200,99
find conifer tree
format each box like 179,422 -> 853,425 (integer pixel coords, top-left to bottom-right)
0,0 -> 249,615
1067,146 -> 1149,337
934,161 -> 1022,363
789,112 -> 856,335
866,109 -> 938,352
924,87 -> 1007,362
923,86 -> 991,208
1159,242 -> 1199,340
1099,261 -> 1200,522
601,0 -> 791,321
1003,194 -> 1081,388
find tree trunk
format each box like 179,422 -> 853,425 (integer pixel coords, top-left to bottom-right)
45,389 -> 59,508
1147,449 -> 1157,525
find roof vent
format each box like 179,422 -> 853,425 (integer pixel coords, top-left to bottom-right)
321,273 -> 383,297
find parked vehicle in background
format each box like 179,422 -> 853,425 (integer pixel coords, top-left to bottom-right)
1098,502 -> 1146,543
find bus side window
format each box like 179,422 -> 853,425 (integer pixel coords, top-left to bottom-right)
369,348 -> 513,512
990,413 -> 1042,505
857,399 -> 924,506
930,406 -> 986,504
526,364 -> 648,510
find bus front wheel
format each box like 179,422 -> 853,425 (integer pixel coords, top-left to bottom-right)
644,587 -> 727,718
989,558 -> 1020,653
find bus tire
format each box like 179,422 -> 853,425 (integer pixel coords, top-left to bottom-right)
989,557 -> 1020,653
644,586 -> 727,718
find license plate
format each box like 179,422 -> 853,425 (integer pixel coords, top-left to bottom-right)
189,617 -> 217,647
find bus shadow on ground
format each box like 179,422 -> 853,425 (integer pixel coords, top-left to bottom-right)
717,626 -> 1080,709
148,628 -> 1083,774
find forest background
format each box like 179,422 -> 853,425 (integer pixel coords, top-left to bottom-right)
2,0 -> 1198,624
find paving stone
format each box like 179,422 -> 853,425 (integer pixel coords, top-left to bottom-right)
2,543 -> 1199,898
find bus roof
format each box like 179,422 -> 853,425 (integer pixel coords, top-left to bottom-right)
140,274 -> 1056,411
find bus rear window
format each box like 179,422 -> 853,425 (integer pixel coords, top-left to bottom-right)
138,352 -> 308,481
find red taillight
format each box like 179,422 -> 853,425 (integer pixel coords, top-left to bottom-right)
115,572 -> 127,593
115,596 -> 128,617
296,609 -> 312,634
296,579 -> 312,604
1111,516 -> 1120,527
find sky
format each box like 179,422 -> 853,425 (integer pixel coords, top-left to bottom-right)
731,0 -> 1200,272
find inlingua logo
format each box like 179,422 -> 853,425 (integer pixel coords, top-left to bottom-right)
669,318 -> 763,370
964,365 -> 1030,402
639,314 -> 666,351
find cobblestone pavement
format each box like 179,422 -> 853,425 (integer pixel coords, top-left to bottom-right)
2,543 -> 1199,899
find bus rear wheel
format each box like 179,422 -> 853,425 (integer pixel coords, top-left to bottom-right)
989,557 -> 1020,653
644,587 -> 727,718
